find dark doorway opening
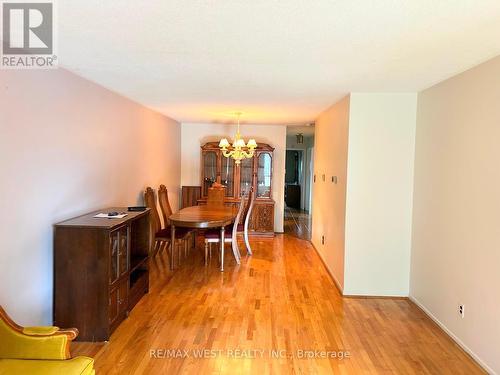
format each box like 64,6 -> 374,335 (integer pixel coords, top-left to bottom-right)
284,127 -> 314,240
285,150 -> 303,209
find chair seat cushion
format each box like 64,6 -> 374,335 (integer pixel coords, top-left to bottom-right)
0,356 -> 94,375
203,224 -> 243,240
156,226 -> 190,239
204,229 -> 231,240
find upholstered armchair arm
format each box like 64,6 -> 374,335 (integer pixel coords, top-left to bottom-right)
0,306 -> 78,360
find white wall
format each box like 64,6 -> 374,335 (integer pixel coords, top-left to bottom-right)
0,68 -> 181,325
181,123 -> 286,232
311,96 -> 350,291
411,56 -> 500,374
344,93 -> 417,296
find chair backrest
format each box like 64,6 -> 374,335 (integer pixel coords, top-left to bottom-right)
241,186 -> 254,225
158,184 -> 173,227
144,187 -> 161,235
207,182 -> 226,206
244,188 -> 255,234
0,305 -> 77,360
181,186 -> 201,208
232,194 -> 246,239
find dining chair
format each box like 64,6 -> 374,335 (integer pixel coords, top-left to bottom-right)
203,192 -> 246,266
158,184 -> 194,256
144,187 -> 190,261
158,184 -> 174,226
207,182 -> 226,206
242,187 -> 255,255
236,186 -> 255,256
228,187 -> 254,256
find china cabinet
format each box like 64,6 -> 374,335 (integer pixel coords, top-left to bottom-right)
198,142 -> 275,236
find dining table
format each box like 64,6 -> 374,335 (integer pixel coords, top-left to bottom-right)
168,205 -> 239,271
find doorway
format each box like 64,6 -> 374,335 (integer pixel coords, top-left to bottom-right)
283,125 -> 314,240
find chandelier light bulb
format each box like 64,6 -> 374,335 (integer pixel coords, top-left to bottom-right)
219,138 -> 230,148
247,139 -> 257,149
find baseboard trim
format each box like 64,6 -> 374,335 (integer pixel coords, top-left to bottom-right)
309,241 -> 344,295
409,296 -> 495,375
343,295 -> 408,300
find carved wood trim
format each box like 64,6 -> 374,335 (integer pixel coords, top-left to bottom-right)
201,141 -> 275,152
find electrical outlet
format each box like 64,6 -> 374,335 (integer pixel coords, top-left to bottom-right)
458,304 -> 465,318
321,235 -> 325,245
331,176 -> 338,184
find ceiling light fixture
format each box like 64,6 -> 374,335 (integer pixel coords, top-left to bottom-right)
219,112 -> 257,165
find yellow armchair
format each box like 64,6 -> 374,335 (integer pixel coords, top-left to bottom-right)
0,306 -> 94,375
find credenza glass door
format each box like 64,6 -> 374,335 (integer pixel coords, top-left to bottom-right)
118,226 -> 129,278
110,231 -> 119,284
110,226 -> 129,285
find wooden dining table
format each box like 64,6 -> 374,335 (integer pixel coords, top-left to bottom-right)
168,205 -> 238,271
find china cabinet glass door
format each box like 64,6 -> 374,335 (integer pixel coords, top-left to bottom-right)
239,158 -> 253,197
221,157 -> 235,197
202,151 -> 217,196
257,153 -> 272,198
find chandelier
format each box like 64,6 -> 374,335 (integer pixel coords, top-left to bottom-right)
218,112 -> 257,164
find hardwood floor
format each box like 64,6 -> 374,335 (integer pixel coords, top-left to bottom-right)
73,235 -> 484,374
283,207 -> 311,240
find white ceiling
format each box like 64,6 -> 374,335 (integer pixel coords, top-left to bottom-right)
59,1 -> 500,124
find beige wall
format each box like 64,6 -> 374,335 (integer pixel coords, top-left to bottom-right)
181,123 -> 286,232
344,93 -> 417,296
0,68 -> 181,325
311,96 -> 350,290
411,56 -> 500,374
311,94 -> 417,295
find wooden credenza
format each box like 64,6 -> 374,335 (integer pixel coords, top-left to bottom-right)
196,142 -> 275,236
53,208 -> 150,341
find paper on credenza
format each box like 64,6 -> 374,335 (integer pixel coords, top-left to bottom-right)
93,213 -> 128,219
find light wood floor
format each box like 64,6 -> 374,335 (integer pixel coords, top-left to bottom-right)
73,235 -> 484,374
284,207 -> 312,240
